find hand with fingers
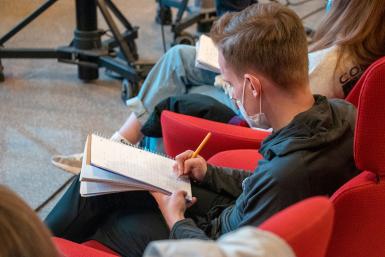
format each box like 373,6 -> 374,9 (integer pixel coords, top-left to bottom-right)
151,142 -> 208,229
151,190 -> 197,229
173,150 -> 208,182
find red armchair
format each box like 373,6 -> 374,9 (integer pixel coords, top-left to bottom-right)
325,56 -> 385,257
259,196 -> 334,257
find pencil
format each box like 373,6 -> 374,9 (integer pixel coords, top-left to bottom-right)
191,132 -> 212,158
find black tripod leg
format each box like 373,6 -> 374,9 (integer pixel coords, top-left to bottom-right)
0,0 -> 58,45
104,0 -> 133,31
104,0 -> 139,60
97,0 -> 136,64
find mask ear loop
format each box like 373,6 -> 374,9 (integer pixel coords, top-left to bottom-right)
241,79 -> 246,106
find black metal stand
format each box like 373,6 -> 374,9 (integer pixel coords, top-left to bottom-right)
172,6 -> 216,45
158,0 -> 216,46
0,0 -> 152,94
158,0 -> 324,46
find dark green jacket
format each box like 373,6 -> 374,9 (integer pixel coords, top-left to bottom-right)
170,95 -> 359,240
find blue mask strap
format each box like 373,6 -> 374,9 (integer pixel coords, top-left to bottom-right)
326,0 -> 333,13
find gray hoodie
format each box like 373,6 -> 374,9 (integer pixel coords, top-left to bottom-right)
144,227 -> 295,257
170,95 -> 359,240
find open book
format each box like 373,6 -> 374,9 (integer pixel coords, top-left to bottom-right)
79,134 -> 192,200
195,34 -> 220,73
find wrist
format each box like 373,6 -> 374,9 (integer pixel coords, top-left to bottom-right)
196,165 -> 208,182
167,214 -> 185,229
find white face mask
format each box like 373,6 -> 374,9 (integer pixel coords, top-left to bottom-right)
236,79 -> 272,131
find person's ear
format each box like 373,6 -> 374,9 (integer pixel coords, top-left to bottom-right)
244,74 -> 261,98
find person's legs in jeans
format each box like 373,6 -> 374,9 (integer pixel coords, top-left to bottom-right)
91,184 -> 235,257
45,175 -> 161,243
91,209 -> 169,257
125,44 -> 218,125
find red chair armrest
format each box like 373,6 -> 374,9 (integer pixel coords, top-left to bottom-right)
259,197 -> 334,257
52,237 -> 120,257
82,240 -> 120,256
207,149 -> 263,171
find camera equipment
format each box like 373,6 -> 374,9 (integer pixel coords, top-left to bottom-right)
0,0 -> 153,100
157,0 -> 217,47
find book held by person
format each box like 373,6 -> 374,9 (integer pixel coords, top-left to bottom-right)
79,134 -> 192,200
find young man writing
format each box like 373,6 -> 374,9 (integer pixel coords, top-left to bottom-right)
46,3 -> 359,256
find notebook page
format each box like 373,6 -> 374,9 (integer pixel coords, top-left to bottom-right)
81,163 -> 138,185
81,164 -> 170,193
90,135 -> 192,200
195,34 -> 220,73
80,181 -> 140,197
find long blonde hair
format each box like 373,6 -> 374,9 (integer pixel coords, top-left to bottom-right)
0,185 -> 60,257
310,0 -> 385,69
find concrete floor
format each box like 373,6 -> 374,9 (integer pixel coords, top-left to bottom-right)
0,0 -> 325,219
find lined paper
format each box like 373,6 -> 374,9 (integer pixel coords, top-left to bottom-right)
89,135 -> 192,200
195,34 -> 220,73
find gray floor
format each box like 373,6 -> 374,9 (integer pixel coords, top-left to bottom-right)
0,0 -> 325,219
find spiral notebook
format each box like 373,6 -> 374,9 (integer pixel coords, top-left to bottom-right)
79,134 -> 192,200
195,34 -> 220,73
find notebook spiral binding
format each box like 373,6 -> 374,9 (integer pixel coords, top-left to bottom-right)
93,132 -> 175,160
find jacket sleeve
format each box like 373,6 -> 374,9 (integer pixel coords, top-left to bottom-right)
169,218 -> 209,240
199,165 -> 252,198
238,156 -> 310,228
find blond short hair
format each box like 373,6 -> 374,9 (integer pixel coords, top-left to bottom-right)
210,3 -> 309,89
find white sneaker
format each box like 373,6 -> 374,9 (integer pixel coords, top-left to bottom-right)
51,153 -> 83,174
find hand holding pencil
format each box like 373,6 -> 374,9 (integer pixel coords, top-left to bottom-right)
173,132 -> 211,182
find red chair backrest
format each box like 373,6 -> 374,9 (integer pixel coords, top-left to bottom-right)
326,56 -> 385,257
259,197 -> 334,257
161,110 -> 270,159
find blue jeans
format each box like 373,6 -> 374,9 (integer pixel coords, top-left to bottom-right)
126,45 -> 236,126
126,45 -> 237,153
